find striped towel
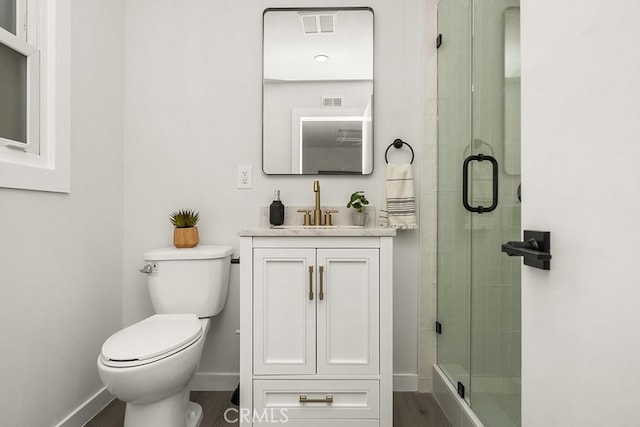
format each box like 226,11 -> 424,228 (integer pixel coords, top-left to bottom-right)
379,163 -> 418,230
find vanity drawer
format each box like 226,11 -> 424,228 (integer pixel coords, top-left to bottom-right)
253,379 -> 379,419
255,421 -> 379,427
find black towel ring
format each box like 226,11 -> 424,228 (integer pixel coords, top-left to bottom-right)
384,139 -> 414,164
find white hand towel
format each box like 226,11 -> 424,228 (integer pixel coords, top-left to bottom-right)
379,163 -> 418,230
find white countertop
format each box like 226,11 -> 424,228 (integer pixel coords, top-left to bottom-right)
239,226 -> 396,237
240,205 -> 397,237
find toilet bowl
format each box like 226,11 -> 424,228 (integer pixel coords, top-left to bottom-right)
97,245 -> 232,427
98,315 -> 210,427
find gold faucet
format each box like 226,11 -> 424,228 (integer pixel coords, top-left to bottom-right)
313,180 -> 322,225
298,180 -> 336,226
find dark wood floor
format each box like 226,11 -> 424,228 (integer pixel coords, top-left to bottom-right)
86,391 -> 451,427
394,392 -> 452,427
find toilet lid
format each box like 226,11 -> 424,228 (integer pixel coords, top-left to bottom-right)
144,245 -> 233,261
101,314 -> 202,367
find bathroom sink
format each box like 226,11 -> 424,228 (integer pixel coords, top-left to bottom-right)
241,205 -> 396,236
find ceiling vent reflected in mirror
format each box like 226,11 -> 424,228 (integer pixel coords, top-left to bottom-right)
300,13 -> 336,34
322,97 -> 343,108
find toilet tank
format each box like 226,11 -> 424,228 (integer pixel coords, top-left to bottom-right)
143,245 -> 233,317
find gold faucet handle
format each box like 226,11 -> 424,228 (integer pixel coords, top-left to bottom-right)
323,210 -> 338,226
297,209 -> 312,226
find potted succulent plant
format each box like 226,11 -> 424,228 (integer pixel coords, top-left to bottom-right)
170,209 -> 200,248
347,191 -> 369,226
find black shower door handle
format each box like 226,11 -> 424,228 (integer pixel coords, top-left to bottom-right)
462,154 -> 498,214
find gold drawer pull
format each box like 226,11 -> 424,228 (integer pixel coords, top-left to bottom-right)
308,265 -> 314,300
319,265 -> 324,300
299,394 -> 333,403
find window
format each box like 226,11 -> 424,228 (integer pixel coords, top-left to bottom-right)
0,0 -> 70,193
0,0 -> 40,155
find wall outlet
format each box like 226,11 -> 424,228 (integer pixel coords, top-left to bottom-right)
238,165 -> 252,189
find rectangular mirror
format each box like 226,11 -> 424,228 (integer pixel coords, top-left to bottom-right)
262,7 -> 374,175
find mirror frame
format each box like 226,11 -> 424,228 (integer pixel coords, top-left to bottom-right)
262,7 -> 375,176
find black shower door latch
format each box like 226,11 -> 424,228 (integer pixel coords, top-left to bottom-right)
502,230 -> 552,270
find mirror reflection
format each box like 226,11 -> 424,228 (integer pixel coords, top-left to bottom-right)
262,8 -> 374,175
504,7 -> 520,175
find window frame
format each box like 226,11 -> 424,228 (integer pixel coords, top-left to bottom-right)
0,0 -> 70,193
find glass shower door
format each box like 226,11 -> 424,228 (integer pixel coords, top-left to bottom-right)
437,1 -> 521,426
436,0 -> 472,405
468,5 -> 521,426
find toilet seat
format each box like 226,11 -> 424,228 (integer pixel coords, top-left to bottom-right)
100,314 -> 203,368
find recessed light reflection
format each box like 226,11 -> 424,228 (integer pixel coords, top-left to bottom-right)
314,54 -> 329,62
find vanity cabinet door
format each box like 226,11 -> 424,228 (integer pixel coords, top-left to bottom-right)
253,248 -> 316,375
316,249 -> 380,375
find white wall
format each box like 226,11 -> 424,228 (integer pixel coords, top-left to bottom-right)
123,0 -> 424,388
521,1 -> 640,425
0,1 -> 124,425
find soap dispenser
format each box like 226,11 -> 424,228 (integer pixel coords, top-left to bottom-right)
269,190 -> 285,226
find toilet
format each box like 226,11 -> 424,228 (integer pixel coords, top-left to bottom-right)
97,245 -> 232,427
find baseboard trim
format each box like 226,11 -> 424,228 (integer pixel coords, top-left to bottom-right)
54,387 -> 113,427
393,373 -> 418,391
191,372 -> 240,391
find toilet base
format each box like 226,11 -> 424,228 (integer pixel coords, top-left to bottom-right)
123,385 -> 203,427
185,402 -> 203,427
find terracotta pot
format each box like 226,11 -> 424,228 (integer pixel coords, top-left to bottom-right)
173,227 -> 199,248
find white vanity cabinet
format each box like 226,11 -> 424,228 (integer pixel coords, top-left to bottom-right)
253,247 -> 379,376
239,232 -> 394,427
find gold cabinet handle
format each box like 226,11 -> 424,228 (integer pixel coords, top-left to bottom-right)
299,394 -> 333,403
308,265 -> 314,300
318,265 -> 324,301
